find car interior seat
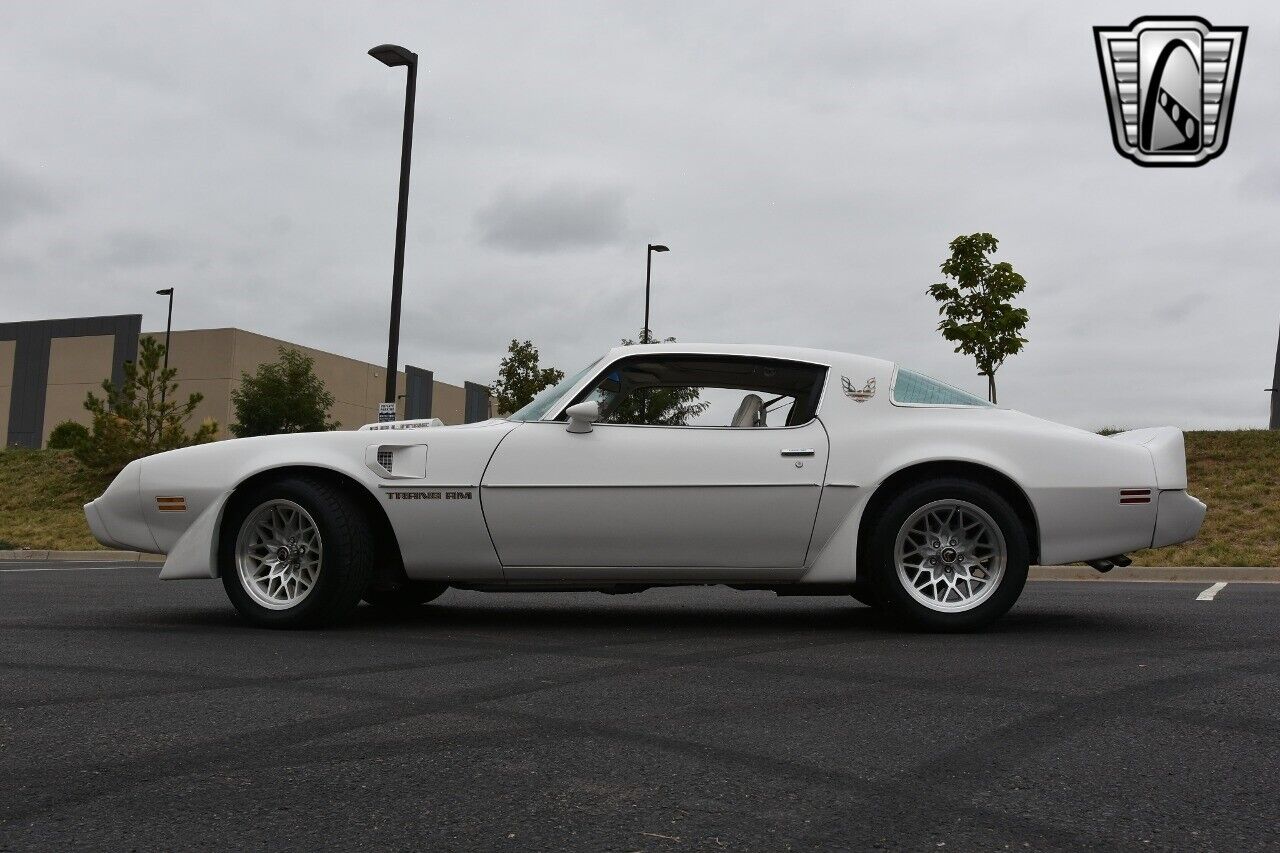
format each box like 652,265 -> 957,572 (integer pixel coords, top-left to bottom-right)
731,394 -> 765,427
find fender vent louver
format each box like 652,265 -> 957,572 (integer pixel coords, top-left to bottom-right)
376,449 -> 394,473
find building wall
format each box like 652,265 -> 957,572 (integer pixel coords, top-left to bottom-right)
143,328 -> 409,437
432,380 -> 467,424
229,329 -> 406,431
142,328 -> 237,436
41,335 -> 116,443
0,340 -> 14,443
2,316 -> 488,447
144,327 -> 486,436
1,315 -> 140,449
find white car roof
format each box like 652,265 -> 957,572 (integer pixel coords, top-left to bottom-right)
603,342 -> 895,373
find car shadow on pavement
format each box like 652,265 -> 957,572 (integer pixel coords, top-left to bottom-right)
337,597 -> 1122,638
107,592 -> 1127,638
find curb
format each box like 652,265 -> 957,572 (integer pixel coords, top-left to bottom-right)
1030,566 -> 1280,583
0,550 -> 165,563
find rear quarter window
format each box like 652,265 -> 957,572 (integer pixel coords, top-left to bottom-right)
891,368 -> 992,407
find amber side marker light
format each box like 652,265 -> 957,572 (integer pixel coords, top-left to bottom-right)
156,496 -> 187,512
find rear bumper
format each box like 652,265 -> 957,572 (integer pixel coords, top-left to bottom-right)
1152,489 -> 1207,549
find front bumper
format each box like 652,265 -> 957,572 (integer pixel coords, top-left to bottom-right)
82,461 -> 160,553
1152,489 -> 1207,549
83,499 -> 127,550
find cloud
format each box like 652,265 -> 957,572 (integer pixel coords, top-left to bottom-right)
475,182 -> 629,253
96,229 -> 182,268
0,160 -> 61,233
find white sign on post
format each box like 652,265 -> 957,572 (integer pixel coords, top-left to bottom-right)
378,402 -> 397,423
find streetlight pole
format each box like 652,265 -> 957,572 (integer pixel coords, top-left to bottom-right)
156,288 -> 174,408
369,43 -> 418,406
1269,320 -> 1280,430
643,243 -> 669,344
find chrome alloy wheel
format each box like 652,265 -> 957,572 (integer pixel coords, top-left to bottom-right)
235,499 -> 323,610
894,499 -> 1007,613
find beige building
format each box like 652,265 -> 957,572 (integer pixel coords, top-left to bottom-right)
1,316 -> 492,448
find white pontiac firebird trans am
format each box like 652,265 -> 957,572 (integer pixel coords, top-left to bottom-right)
84,343 -> 1206,631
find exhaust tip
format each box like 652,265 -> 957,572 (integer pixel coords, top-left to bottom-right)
1086,554 -> 1132,573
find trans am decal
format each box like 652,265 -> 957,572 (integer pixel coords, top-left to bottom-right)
842,376 -> 876,402
385,490 -> 474,501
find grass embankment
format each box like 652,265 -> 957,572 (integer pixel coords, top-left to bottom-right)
1,431 -> 1278,563
0,449 -> 107,551
1130,430 -> 1280,567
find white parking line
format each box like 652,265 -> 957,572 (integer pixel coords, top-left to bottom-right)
1196,582 -> 1228,601
0,564 -> 151,573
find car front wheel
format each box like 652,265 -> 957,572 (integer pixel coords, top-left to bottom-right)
220,477 -> 374,628
865,478 -> 1029,631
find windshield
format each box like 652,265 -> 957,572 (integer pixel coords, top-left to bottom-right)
506,357 -> 604,422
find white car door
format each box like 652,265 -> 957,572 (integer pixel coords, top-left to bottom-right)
480,418 -> 830,573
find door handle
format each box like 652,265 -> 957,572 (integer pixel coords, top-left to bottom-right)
779,448 -> 815,457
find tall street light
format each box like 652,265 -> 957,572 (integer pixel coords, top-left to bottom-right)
156,287 -> 174,407
1269,319 -> 1280,430
369,43 -> 418,406
643,244 -> 669,344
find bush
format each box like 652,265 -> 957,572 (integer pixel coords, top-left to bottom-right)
47,420 -> 90,450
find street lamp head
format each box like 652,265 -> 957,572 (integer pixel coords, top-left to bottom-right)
156,288 -> 174,296
649,244 -> 669,252
368,44 -> 417,67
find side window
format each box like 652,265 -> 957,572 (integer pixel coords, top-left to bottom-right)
892,368 -> 992,407
567,355 -> 826,428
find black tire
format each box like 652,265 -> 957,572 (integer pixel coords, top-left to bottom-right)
864,477 -> 1029,632
219,476 -> 374,628
850,585 -> 881,608
362,581 -> 447,611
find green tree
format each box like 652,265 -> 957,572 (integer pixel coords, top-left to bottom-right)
78,336 -> 218,475
926,232 -> 1029,404
605,333 -> 709,426
491,339 -> 565,415
230,347 -> 339,437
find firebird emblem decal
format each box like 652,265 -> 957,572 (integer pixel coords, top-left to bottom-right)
842,376 -> 876,402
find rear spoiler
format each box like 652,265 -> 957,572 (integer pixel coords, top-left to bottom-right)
358,418 -> 444,432
1108,427 -> 1188,490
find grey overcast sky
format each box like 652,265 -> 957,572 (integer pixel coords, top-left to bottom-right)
2,1 -> 1277,429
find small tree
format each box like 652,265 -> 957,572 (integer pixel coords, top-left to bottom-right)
491,339 -> 565,415
607,332 -> 710,426
78,337 -> 218,475
230,347 -> 339,437
926,232 -> 1029,404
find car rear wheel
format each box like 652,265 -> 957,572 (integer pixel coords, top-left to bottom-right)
220,477 -> 374,628
865,478 -> 1028,631
362,581 -> 447,611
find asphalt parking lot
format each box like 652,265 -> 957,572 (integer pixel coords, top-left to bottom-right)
2,563 -> 1278,851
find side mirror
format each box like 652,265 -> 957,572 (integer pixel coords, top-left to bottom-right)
565,400 -> 599,434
